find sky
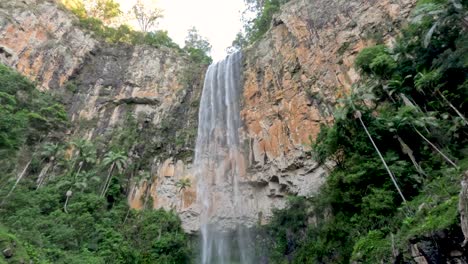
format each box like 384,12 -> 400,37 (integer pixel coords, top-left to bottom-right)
116,0 -> 247,61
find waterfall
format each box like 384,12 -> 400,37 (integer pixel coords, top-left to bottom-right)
194,52 -> 254,263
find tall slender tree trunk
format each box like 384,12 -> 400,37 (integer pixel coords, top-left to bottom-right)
396,135 -> 426,176
399,92 -> 460,164
142,181 -> 153,209
400,93 -> 431,134
355,111 -> 407,203
123,207 -> 131,225
64,190 -> 72,213
179,188 -> 185,210
76,161 -> 83,175
36,161 -> 54,189
437,90 -> 468,126
2,160 -> 32,203
101,163 -> 115,197
413,126 -> 458,169
68,161 -> 84,193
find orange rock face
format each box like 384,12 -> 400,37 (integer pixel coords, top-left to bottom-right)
241,0 -> 416,175
0,1 -> 96,90
127,158 -> 200,232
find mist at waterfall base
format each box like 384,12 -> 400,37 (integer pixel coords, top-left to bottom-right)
193,52 -> 257,264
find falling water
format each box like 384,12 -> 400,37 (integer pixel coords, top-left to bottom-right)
193,52 -> 254,263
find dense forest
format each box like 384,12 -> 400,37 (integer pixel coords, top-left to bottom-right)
0,0 -> 467,263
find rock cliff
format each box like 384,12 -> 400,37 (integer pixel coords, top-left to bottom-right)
241,0 -> 415,192
0,0 -> 204,231
0,0 -> 417,233
236,0 -> 416,227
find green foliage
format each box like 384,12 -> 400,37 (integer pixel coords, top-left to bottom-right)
0,225 -> 33,263
65,1 -> 180,51
0,179 -> 190,263
416,0 -> 447,6
64,0 -> 122,24
351,230 -> 391,263
403,196 -> 459,237
264,197 -> 310,258
102,151 -> 127,170
414,69 -> 441,92
184,27 -> 212,65
175,178 -> 192,192
91,0 -> 122,23
231,0 -> 290,49
125,210 -> 190,263
0,64 -> 67,158
244,0 -> 291,44
64,0 -> 87,18
355,45 -> 396,77
261,1 -> 468,262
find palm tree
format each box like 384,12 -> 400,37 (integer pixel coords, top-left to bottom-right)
176,178 -> 191,193
70,139 -> 97,166
61,139 -> 97,213
64,190 -> 73,214
415,70 -> 468,126
67,139 -> 97,182
2,160 -> 32,204
74,171 -> 100,192
380,107 -> 454,174
63,170 -> 99,213
175,178 -> 192,209
100,151 -> 127,198
333,85 -> 407,203
37,142 -> 63,189
414,0 -> 468,48
62,161 -> 84,214
393,105 -> 459,169
354,110 -> 408,203
386,71 -> 461,169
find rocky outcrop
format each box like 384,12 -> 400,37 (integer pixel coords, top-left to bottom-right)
0,0 -> 96,90
408,229 -> 467,264
2,247 -> 12,258
66,43 -> 202,139
0,0 -> 203,139
238,0 -> 416,224
128,158 -> 200,233
396,170 -> 468,263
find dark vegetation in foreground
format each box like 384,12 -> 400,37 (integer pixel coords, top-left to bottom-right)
259,0 -> 468,262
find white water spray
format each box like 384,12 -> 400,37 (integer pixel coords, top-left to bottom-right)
193,52 -> 254,263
